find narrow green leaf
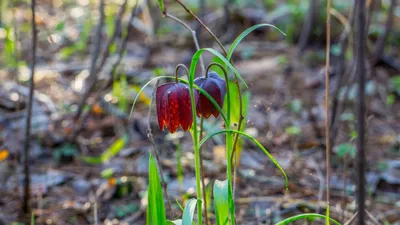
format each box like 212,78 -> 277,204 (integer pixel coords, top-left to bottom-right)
182,198 -> 197,225
31,213 -> 35,225
148,154 -> 167,225
167,220 -> 182,225
157,0 -> 165,13
81,134 -> 129,164
214,180 -> 229,225
275,213 -> 341,225
129,75 -> 173,120
199,130 -> 289,189
227,24 -> 286,61
189,48 -> 248,88
101,134 -> 129,162
326,205 -> 331,225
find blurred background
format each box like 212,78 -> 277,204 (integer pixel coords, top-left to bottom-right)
0,0 -> 399,224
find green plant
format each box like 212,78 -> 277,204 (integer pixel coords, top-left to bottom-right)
130,1 -> 341,224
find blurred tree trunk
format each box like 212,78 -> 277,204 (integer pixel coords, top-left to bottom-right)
297,0 -> 317,54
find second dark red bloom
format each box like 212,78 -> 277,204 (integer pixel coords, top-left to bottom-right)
194,71 -> 227,118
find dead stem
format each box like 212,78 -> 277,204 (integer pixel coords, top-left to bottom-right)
164,13 -> 205,74
74,0 -> 105,122
325,0 -> 332,209
22,0 -> 37,214
356,0 -> 367,223
73,2 -> 139,137
146,80 -> 174,217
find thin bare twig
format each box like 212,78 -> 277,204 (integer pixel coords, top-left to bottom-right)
72,2 -> 139,137
297,0 -> 316,54
146,80 -> 174,217
372,0 -> 396,65
325,0 -> 332,208
356,0 -> 367,224
344,212 -> 359,225
74,0 -> 105,121
95,0 -> 128,73
22,0 -> 37,214
330,3 -> 356,147
174,0 -> 226,55
365,210 -> 382,225
164,13 -> 205,74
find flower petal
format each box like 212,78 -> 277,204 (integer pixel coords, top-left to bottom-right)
203,80 -> 222,117
177,83 -> 193,131
165,85 -> 180,133
156,83 -> 174,131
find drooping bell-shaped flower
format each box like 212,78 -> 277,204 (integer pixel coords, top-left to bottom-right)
194,71 -> 227,118
156,82 -> 196,133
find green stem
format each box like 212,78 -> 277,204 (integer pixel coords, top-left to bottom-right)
207,62 -> 235,225
189,77 -> 203,225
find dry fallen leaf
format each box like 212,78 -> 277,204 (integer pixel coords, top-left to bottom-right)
0,149 -> 9,161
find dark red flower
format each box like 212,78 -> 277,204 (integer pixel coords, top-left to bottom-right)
194,71 -> 227,118
156,82 -> 196,133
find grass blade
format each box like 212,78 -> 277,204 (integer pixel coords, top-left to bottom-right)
167,220 -> 182,225
148,154 -> 167,225
81,134 -> 129,164
182,198 -> 197,225
189,48 -> 248,88
275,213 -> 341,225
199,130 -> 288,189
214,180 -> 229,225
227,24 -> 286,61
157,0 -> 165,13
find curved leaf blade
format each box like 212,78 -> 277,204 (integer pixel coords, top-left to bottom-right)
167,220 -> 182,225
182,198 -> 197,225
227,24 -> 286,61
157,0 -> 165,13
214,179 -> 229,225
189,48 -> 248,88
275,213 -> 341,225
199,129 -> 289,189
148,154 -> 167,225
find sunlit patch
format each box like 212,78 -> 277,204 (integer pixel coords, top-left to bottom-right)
0,28 -> 6,39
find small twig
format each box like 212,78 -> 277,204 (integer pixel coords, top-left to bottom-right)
74,0 -> 105,121
164,13 -> 205,74
365,210 -> 382,225
344,211 -> 359,225
372,0 -> 396,65
21,0 -> 37,214
72,3 -> 139,137
297,0 -> 316,54
330,1 -> 355,149
310,158 -> 324,214
146,80 -> 174,217
325,0 -> 332,208
174,0 -> 227,55
341,155 -> 349,222
356,0 -> 367,224
94,0 -> 128,73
